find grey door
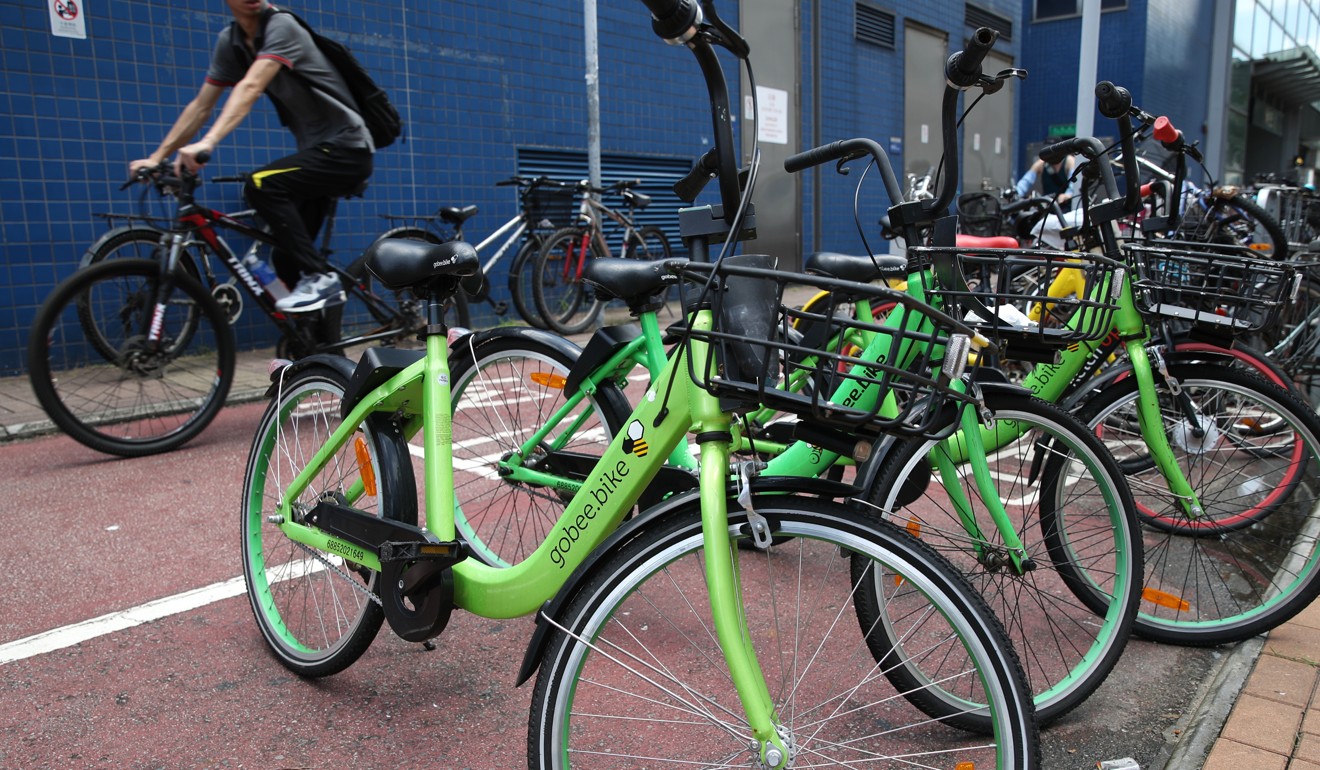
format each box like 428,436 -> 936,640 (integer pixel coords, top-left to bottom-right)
740,0 -> 801,269
961,50 -> 1016,191
903,23 -> 949,188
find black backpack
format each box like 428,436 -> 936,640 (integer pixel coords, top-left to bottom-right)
261,8 -> 404,149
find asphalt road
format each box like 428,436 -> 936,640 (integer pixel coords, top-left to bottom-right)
0,402 -> 1225,769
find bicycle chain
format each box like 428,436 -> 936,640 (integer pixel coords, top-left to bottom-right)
294,541 -> 383,607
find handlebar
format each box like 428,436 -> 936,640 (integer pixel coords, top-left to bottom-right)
947,27 -> 997,90
784,138 -> 905,208
642,0 -> 703,45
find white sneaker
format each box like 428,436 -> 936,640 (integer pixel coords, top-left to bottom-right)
276,272 -> 346,312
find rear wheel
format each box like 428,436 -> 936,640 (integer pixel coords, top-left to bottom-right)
27,258 -> 234,456
533,226 -> 605,335
447,332 -> 631,566
241,361 -> 416,677
529,497 -> 1040,769
1077,364 -> 1320,644
508,238 -> 548,328
861,392 -> 1140,728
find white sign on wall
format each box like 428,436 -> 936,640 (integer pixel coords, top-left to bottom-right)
49,0 -> 86,39
743,86 -> 789,145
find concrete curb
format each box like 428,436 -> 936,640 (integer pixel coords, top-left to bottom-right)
1151,635 -> 1264,769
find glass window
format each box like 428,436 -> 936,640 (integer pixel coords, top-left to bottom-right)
1034,0 -> 1126,21
1234,0 -> 1255,53
1252,11 -> 1272,56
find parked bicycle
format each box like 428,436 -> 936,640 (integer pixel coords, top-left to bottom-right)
240,5 -> 1040,767
532,177 -> 674,334
377,175 -> 578,329
26,158 -> 425,457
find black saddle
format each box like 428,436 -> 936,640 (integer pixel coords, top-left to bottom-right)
805,251 -> 907,283
584,257 -> 677,303
364,238 -> 480,292
439,205 -> 479,227
622,189 -> 652,210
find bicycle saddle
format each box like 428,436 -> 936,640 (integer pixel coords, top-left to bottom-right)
363,238 -> 480,292
805,251 -> 907,283
622,189 -> 652,210
440,205 -> 479,226
584,257 -> 677,303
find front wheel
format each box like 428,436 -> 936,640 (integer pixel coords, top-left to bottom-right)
528,497 -> 1039,769
533,227 -> 605,335
507,237 -> 548,329
860,392 -> 1140,728
241,360 -> 417,677
1077,364 -> 1320,644
27,258 -> 235,456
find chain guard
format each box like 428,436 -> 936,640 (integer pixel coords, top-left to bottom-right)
380,558 -> 454,642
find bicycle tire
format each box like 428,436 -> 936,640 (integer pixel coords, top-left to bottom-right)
79,227 -> 207,361
447,331 -> 632,567
859,391 -> 1140,728
1175,192 -> 1290,261
1076,364 -> 1320,644
241,359 -> 417,677
27,258 -> 235,457
1254,273 -> 1320,410
507,237 -> 549,329
533,226 -> 605,335
528,495 -> 1040,769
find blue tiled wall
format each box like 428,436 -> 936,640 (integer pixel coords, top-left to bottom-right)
0,0 -> 728,374
1018,0 -> 1216,183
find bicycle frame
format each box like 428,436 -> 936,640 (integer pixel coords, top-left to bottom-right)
262,299 -> 790,752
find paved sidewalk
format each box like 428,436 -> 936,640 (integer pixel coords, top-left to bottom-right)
1194,603 -> 1320,770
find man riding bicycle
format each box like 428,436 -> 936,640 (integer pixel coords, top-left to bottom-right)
130,0 -> 373,315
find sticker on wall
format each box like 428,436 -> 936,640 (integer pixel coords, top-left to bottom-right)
745,87 -> 789,145
49,0 -> 86,39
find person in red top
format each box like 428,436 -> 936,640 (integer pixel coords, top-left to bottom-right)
130,0 -> 374,313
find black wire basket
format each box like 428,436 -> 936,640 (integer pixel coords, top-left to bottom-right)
522,185 -> 579,233
675,255 -> 985,440
1124,239 -> 1300,334
911,245 -> 1125,362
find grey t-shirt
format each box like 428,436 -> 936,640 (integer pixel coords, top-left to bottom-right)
206,10 -> 373,152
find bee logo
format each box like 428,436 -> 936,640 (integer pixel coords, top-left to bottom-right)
623,420 -> 648,457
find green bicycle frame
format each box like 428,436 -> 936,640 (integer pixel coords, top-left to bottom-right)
269,305 -> 789,758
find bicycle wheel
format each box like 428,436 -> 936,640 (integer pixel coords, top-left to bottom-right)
1175,192 -> 1290,260
448,331 -> 632,567
860,391 -> 1140,728
79,227 -> 208,360
508,237 -> 548,329
528,496 -> 1039,769
1077,364 -> 1320,644
1256,273 -> 1320,410
241,360 -> 416,677
533,226 -> 605,335
27,258 -> 235,457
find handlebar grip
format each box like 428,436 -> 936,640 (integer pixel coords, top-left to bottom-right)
1039,137 -> 1098,164
946,27 -> 998,89
1095,81 -> 1132,119
644,0 -> 702,43
674,148 -> 719,203
784,140 -> 851,174
1152,116 -> 1179,144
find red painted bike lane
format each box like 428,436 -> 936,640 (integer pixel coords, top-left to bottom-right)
0,404 -> 533,769
0,400 -> 1222,769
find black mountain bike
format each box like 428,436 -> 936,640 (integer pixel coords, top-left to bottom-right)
27,159 -> 425,457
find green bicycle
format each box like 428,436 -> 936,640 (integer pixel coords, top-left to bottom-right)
240,4 -> 1040,768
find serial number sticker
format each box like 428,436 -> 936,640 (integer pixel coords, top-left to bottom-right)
436,373 -> 449,386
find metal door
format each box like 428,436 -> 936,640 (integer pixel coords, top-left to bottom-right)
961,50 -> 1016,191
740,0 -> 801,269
903,24 -> 949,189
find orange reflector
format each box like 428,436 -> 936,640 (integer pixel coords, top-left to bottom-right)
905,518 -> 922,538
530,371 -> 566,389
956,762 -> 975,770
1250,243 -> 1273,251
894,574 -> 905,587
1142,587 -> 1190,611
354,436 -> 378,497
